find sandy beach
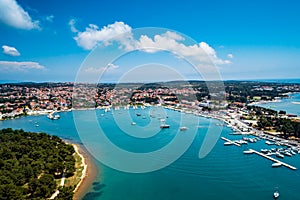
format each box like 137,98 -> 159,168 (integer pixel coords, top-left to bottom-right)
73,144 -> 98,200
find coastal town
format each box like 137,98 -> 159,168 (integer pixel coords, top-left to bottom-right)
1,81 -> 299,117
1,81 -> 300,140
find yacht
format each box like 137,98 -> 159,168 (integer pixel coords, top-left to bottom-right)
284,151 -> 292,157
261,149 -> 269,154
276,152 -> 284,159
266,141 -> 274,145
273,190 -> 280,199
224,142 -> 233,146
243,150 -> 253,154
180,127 -> 188,131
272,163 -> 282,168
160,124 -> 170,128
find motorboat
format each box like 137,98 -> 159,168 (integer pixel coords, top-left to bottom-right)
243,150 -> 253,154
266,141 -> 274,145
261,149 -> 269,154
160,124 -> 170,128
224,142 -> 233,146
180,127 -> 188,131
276,152 -> 284,159
272,163 -> 282,168
273,190 -> 280,199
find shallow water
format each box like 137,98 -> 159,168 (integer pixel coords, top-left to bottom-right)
1,107 -> 300,200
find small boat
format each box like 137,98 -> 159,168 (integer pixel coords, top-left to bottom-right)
243,150 -> 253,154
136,113 -> 141,116
160,124 -> 170,128
53,114 -> 60,120
224,142 -> 233,146
266,141 -> 274,145
272,163 -> 282,168
261,149 -> 269,154
47,113 -> 54,119
180,127 -> 188,131
273,190 -> 280,199
284,151 -> 292,157
276,152 -> 284,159
131,122 -> 136,125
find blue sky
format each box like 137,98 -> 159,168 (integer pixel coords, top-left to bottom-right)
0,0 -> 300,82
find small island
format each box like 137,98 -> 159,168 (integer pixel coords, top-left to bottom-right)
0,128 -> 86,200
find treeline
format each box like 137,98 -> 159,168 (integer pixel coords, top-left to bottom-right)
248,106 -> 300,138
0,128 -> 76,200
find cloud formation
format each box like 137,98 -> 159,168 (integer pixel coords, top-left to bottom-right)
72,21 -> 230,65
72,21 -> 132,50
0,61 -> 45,71
0,0 -> 40,30
69,18 -> 78,33
2,45 -> 20,56
227,54 -> 234,59
45,15 -> 54,23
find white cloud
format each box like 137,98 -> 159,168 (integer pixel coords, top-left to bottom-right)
0,61 -> 45,71
107,63 -> 119,69
83,63 -> 119,74
227,54 -> 234,59
73,21 -> 132,50
45,15 -> 54,23
83,67 -> 105,74
2,45 -> 20,56
72,21 -> 231,65
69,18 -> 78,33
0,0 -> 40,30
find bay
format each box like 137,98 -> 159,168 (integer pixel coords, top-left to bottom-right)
0,107 -> 300,200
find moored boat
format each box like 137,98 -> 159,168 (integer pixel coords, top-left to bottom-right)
272,163 -> 282,168
160,124 -> 170,128
243,150 -> 253,154
276,152 -> 284,159
224,142 -> 233,146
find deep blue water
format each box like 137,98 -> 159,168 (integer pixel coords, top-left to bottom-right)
1,107 -> 300,200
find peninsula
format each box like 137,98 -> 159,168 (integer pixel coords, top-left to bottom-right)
0,128 -> 88,200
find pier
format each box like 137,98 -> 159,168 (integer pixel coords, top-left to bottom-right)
221,137 -> 241,147
249,149 -> 297,170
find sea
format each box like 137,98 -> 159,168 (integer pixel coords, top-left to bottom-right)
1,103 -> 300,200
256,93 -> 300,116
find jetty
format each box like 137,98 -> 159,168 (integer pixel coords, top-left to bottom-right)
249,149 -> 297,170
221,137 -> 241,147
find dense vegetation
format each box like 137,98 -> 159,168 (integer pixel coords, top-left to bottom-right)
0,128 -> 76,199
247,106 -> 300,138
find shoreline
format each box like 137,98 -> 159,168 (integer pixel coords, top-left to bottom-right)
72,144 -> 98,200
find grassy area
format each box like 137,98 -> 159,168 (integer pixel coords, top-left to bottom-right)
64,151 -> 84,187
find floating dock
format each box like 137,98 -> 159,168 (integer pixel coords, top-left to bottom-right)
249,149 -> 297,170
221,137 -> 241,147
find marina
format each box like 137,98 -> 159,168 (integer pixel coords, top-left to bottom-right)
1,106 -> 300,199
221,137 -> 241,147
248,149 -> 297,170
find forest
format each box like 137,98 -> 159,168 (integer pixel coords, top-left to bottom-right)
247,106 -> 300,138
0,128 -> 76,200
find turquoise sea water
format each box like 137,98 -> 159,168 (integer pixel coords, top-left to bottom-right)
257,93 -> 300,116
1,108 -> 300,199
